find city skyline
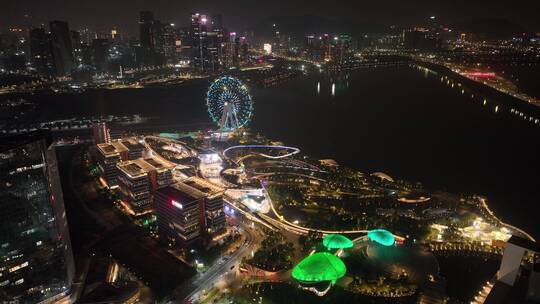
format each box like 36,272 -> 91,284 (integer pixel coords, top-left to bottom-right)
1,1 -> 540,303
2,0 -> 540,36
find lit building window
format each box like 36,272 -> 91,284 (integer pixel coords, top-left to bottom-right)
9,261 -> 29,273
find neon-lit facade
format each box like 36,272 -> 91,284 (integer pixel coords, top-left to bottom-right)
292,252 -> 346,284
323,234 -> 353,250
367,229 -> 395,246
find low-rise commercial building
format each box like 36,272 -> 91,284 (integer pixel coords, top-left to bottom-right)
96,139 -> 145,188
155,177 -> 225,246
184,177 -> 226,236
120,138 -> 144,160
117,160 -> 152,214
93,122 -> 111,144
144,157 -> 174,191
97,142 -> 127,188
155,182 -> 204,245
116,157 -> 174,214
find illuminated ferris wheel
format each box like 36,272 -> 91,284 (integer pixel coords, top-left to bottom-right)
206,76 -> 253,131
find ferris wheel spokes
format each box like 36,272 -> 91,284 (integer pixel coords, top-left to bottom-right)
219,102 -> 241,131
206,76 -> 253,132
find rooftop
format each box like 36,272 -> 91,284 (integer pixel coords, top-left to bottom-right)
182,177 -> 224,197
117,159 -> 152,178
117,161 -> 146,178
168,182 -> 207,201
117,157 -> 174,178
159,178 -> 224,202
97,141 -> 128,156
121,138 -> 144,151
144,157 -> 174,172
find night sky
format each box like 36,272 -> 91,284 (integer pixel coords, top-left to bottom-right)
2,0 -> 540,35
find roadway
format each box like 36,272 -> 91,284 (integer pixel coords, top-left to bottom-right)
165,211 -> 263,303
184,225 -> 256,302
476,196 -> 536,242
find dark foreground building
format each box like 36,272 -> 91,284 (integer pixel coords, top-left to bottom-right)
0,131 -> 75,303
484,236 -> 540,303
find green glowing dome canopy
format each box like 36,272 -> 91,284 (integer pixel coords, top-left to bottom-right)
323,234 -> 353,249
367,229 -> 395,246
291,252 -> 347,283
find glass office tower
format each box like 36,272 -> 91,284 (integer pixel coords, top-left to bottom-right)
0,131 -> 75,303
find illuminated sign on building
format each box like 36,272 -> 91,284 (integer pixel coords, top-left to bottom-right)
172,200 -> 183,210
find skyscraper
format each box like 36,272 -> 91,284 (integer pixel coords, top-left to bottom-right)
211,14 -> 223,30
91,38 -> 110,73
403,27 -> 440,51
29,28 -> 51,75
49,21 -> 74,76
223,41 -> 236,69
0,130 -> 75,303
139,11 -> 155,66
222,32 -> 240,68
190,13 -> 208,71
211,14 -> 225,71
71,30 -> 82,66
158,23 -> 178,63
206,31 -> 220,72
92,122 -> 111,144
